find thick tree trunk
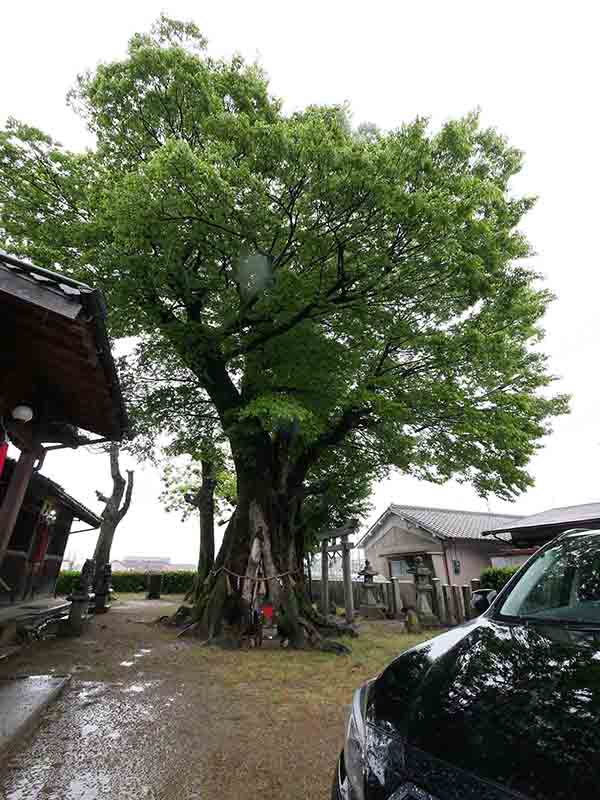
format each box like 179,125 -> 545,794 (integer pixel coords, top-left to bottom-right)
188,462 -> 354,652
94,522 -> 117,566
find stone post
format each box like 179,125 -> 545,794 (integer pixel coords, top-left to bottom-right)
431,578 -> 447,624
146,573 -> 162,600
471,578 -> 481,592
67,558 -> 95,635
391,579 -> 403,619
341,536 -> 354,624
461,585 -> 473,620
443,584 -> 456,625
452,585 -> 465,624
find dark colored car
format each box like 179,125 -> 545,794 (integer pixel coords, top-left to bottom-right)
332,528 -> 600,799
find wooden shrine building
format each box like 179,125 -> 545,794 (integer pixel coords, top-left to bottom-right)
0,251 -> 127,614
0,458 -> 101,602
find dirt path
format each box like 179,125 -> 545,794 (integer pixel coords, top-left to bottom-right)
0,597 -> 433,799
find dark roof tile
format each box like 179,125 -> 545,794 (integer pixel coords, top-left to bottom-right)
483,502 -> 600,534
359,503 -> 522,547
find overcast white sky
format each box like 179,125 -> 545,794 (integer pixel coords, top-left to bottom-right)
2,1 -> 598,565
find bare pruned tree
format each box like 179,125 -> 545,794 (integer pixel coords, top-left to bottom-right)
94,442 -> 134,570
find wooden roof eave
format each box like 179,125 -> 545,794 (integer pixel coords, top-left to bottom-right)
0,254 -> 129,441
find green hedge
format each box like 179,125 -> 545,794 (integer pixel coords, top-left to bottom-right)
55,570 -> 82,595
55,570 -> 196,595
479,566 -> 520,593
161,571 -> 196,594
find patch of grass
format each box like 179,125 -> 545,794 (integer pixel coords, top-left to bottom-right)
187,622 -> 438,710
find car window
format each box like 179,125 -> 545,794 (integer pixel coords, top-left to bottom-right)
498,532 -> 600,624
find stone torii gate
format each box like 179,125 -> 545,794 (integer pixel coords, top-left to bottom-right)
316,519 -> 358,624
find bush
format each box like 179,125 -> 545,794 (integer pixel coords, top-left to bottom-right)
160,571 -> 196,594
479,566 -> 520,593
110,572 -> 147,593
55,570 -> 196,595
55,570 -> 81,595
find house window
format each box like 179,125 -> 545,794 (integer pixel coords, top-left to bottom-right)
389,554 -> 434,578
389,558 -> 414,578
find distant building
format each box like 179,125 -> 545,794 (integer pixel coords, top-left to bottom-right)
112,556 -> 196,572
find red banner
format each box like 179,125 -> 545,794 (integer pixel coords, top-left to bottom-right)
0,441 -> 7,479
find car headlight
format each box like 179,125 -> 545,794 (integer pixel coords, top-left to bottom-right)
344,682 -> 371,800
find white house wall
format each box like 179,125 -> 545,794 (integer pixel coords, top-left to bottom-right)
444,540 -> 507,585
491,553 -> 531,569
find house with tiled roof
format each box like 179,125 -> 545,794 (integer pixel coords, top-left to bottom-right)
358,504 -> 523,607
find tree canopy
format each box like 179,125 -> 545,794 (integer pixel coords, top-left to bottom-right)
0,15 -> 567,535
160,457 -> 236,523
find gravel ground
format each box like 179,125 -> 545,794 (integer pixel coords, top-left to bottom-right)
0,596 -> 435,799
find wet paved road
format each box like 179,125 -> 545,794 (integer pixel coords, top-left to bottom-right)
2,676 -> 223,799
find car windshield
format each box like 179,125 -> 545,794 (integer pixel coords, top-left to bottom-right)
497,531 -> 600,625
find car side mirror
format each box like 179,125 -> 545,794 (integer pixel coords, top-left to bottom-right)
472,589 -> 497,614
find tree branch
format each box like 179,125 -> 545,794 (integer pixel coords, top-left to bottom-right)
118,470 -> 134,521
292,408 -> 369,481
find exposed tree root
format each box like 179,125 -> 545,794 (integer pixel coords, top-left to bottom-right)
176,620 -> 202,638
298,595 -> 358,639
297,615 -> 351,655
159,604 -> 194,627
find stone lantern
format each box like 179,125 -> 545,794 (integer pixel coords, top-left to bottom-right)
357,560 -> 386,619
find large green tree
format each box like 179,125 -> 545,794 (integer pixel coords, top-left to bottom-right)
0,17 -> 567,645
